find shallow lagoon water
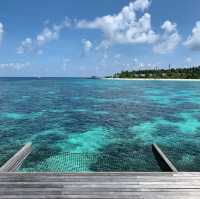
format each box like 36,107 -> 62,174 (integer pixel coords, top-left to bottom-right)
1,78 -> 200,171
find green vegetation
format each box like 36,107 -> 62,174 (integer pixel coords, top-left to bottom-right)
111,66 -> 200,79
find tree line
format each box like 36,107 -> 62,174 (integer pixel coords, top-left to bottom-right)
111,66 -> 200,79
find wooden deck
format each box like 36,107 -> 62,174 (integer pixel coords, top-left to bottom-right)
0,172 -> 200,198
1,143 -> 200,198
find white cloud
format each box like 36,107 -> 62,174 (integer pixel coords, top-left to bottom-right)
96,40 -> 111,50
17,38 -> 33,54
132,0 -> 151,11
153,20 -> 181,54
161,20 -> 177,33
36,18 -> 70,46
82,39 -> 92,53
0,22 -> 4,43
184,21 -> 200,51
77,0 -> 158,45
153,33 -> 181,54
36,27 -> 58,46
17,17 -> 71,54
0,62 -> 31,70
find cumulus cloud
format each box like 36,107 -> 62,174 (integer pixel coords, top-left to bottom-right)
132,0 -> 151,11
161,20 -> 177,33
17,17 -> 71,54
82,39 -> 93,53
36,27 -> 58,46
184,21 -> 200,51
0,62 -> 31,70
77,0 -> 158,45
153,20 -> 181,54
36,18 -> 70,46
0,22 -> 4,43
16,0 -> 184,56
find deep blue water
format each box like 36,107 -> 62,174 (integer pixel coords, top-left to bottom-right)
1,77 -> 200,171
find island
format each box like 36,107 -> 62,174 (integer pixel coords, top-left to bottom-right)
108,66 -> 200,79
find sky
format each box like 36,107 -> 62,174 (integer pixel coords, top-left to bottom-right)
0,0 -> 200,77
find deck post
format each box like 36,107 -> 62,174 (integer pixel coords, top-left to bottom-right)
152,144 -> 178,172
0,142 -> 32,172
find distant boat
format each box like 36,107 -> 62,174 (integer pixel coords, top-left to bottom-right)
89,76 -> 100,79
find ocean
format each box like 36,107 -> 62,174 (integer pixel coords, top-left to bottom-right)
0,77 -> 200,172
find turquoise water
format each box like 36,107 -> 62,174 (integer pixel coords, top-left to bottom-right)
1,78 -> 200,171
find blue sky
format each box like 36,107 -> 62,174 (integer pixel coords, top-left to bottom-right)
0,0 -> 200,77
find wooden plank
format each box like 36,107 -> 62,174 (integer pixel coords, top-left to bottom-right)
0,172 -> 174,176
0,172 -> 200,198
0,172 -> 175,178
0,143 -> 32,172
1,183 -> 200,188
152,144 -> 178,172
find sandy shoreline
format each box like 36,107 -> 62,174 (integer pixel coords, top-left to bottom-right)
102,78 -> 200,82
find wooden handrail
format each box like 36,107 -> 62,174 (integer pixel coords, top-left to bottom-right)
0,143 -> 32,172
152,144 -> 178,172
